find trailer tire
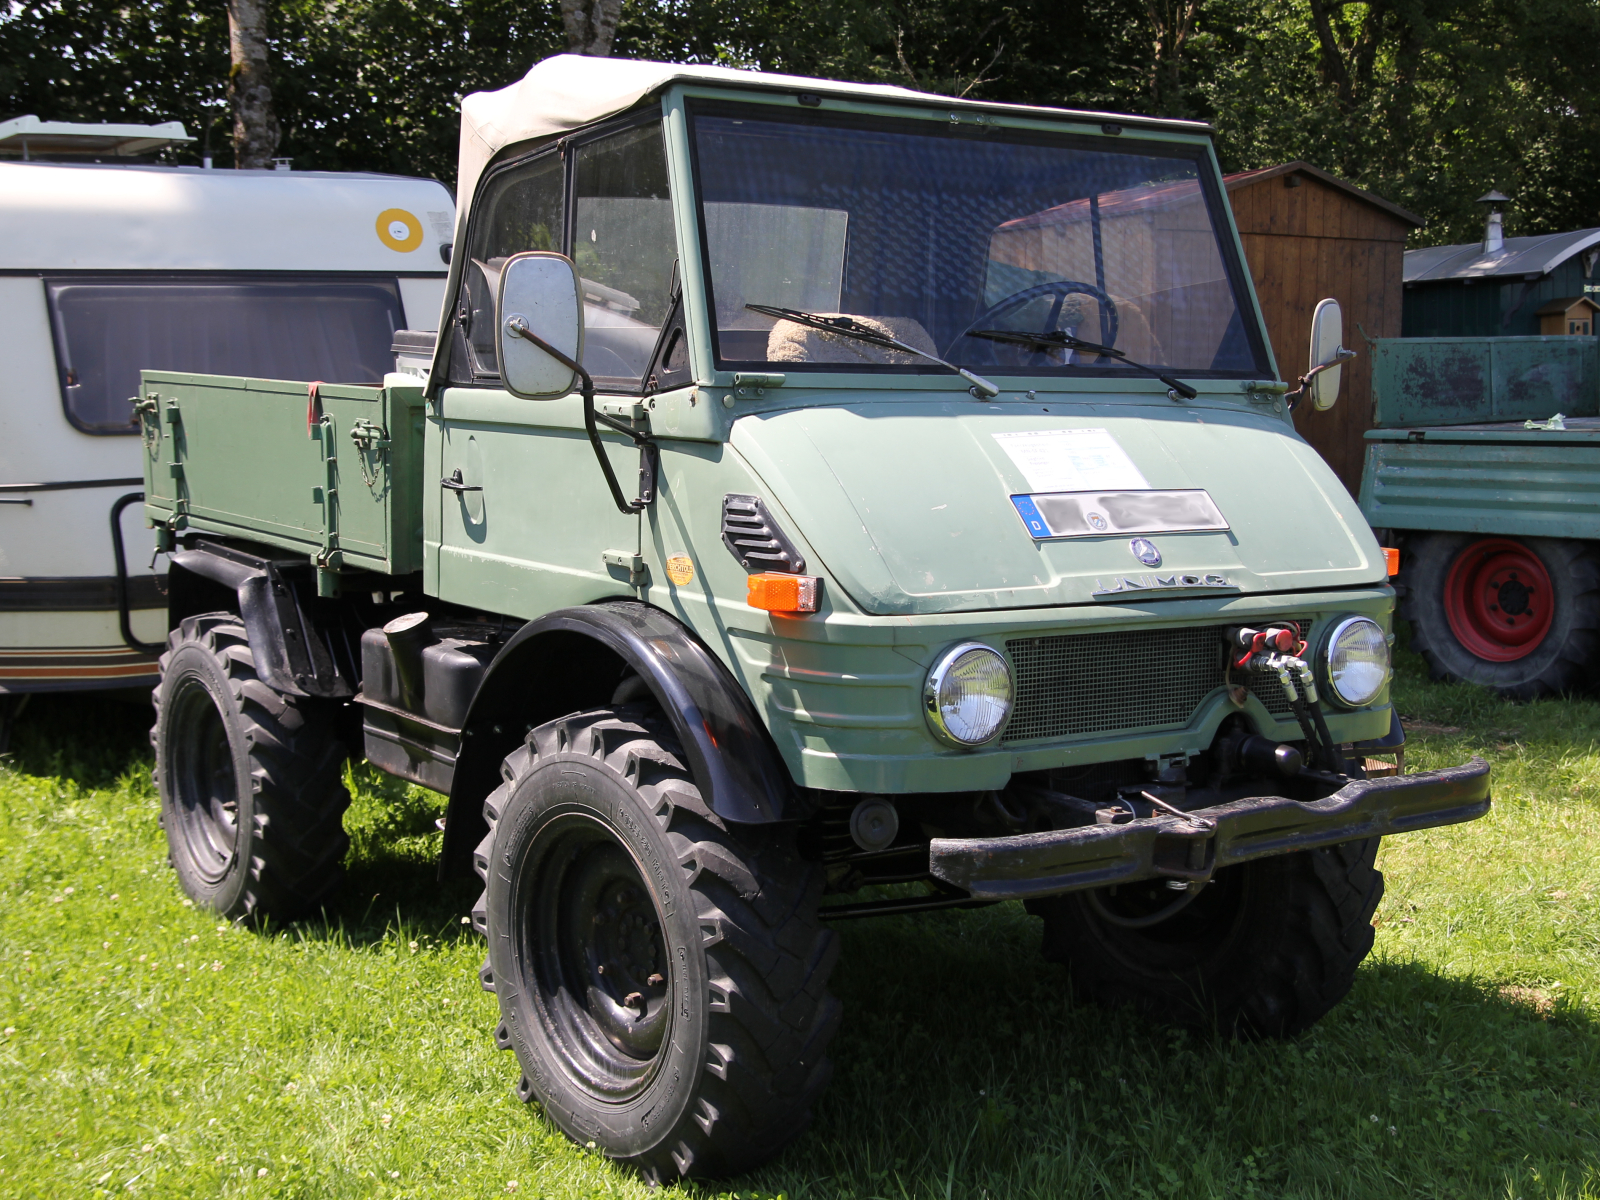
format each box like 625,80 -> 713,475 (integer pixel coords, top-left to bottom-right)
1029,838 -> 1383,1038
1401,533 -> 1600,699
474,706 -> 840,1181
151,613 -> 350,922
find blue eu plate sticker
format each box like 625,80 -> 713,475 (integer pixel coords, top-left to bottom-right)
1010,494 -> 1051,538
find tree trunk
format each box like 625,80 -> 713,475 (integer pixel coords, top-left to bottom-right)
228,0 -> 279,169
1145,0 -> 1201,116
562,0 -> 622,56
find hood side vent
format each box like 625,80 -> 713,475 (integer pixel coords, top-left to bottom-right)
722,493 -> 806,575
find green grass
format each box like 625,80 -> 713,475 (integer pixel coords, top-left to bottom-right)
2,639 -> 1598,1199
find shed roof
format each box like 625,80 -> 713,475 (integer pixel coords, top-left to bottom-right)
0,114 -> 193,158
1222,161 -> 1426,228
1403,227 -> 1600,282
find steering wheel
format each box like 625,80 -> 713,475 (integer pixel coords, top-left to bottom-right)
954,279 -> 1119,360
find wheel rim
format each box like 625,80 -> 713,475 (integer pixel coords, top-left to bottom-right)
519,815 -> 672,1102
1443,538 -> 1554,662
167,675 -> 240,885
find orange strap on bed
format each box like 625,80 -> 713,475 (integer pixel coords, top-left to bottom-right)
306,381 -> 324,437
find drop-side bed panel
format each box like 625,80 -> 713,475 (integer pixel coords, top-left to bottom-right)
139,370 -> 425,574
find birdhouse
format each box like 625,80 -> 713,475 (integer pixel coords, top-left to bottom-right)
1536,296 -> 1598,336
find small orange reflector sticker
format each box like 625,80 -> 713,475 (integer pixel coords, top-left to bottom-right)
747,572 -> 821,613
1383,547 -> 1401,577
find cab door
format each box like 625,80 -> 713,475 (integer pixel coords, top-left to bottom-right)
435,117 -> 678,620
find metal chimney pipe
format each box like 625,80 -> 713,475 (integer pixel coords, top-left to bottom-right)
1478,190 -> 1510,254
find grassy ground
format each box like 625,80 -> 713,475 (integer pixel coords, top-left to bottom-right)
1,640 -> 1597,1199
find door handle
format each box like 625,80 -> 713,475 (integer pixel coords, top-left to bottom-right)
440,468 -> 481,492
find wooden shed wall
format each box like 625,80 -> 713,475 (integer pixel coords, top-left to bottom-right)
1229,174 -> 1413,496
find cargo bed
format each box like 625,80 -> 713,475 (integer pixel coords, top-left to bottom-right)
139,370 -> 426,579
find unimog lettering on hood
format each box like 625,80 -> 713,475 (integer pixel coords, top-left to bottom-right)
137,53 -> 1489,1185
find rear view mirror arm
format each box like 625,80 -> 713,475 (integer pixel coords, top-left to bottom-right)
1284,346 -> 1357,410
505,317 -> 656,515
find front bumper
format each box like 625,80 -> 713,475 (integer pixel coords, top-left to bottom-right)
929,758 -> 1491,901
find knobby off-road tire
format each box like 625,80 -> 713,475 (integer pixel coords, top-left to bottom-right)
1401,532 -> 1600,699
473,706 -> 840,1181
1030,838 -> 1384,1038
151,613 -> 351,922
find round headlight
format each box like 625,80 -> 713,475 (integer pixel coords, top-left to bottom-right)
1323,616 -> 1390,708
924,642 -> 1013,748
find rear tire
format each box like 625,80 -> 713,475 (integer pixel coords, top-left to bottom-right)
1401,533 -> 1600,699
151,613 -> 350,922
1029,838 -> 1384,1037
474,706 -> 840,1181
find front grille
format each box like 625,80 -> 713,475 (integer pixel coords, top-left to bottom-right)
1003,620 -> 1312,743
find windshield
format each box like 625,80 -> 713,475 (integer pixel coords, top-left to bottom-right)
690,104 -> 1267,379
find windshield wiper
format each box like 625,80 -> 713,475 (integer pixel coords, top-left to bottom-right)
747,304 -> 1000,398
967,328 -> 1199,400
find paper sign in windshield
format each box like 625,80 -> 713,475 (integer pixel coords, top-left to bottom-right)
1011,490 -> 1229,540
992,428 -> 1150,493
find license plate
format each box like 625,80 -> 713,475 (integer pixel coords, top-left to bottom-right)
1010,490 -> 1229,540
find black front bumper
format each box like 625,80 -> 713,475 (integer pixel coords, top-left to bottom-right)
929,758 -> 1491,901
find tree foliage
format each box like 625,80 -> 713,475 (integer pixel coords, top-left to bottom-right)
3,0 -> 1597,244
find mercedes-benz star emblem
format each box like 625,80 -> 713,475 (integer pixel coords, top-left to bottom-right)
1130,537 -> 1162,567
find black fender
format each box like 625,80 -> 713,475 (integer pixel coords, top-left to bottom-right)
166,541 -> 353,698
440,600 -> 796,871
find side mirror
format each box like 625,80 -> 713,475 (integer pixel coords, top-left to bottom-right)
1306,297 -> 1354,411
495,251 -> 585,398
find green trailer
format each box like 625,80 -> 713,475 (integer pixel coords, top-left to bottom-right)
1358,334 -> 1600,697
138,55 -> 1489,1181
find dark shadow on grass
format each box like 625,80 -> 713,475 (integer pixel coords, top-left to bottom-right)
739,902 -> 1600,1196
280,761 -> 482,951
3,690 -> 155,788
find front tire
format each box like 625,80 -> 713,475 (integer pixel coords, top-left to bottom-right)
151,613 -> 351,921
1029,839 -> 1384,1037
1401,533 -> 1600,699
474,706 -> 840,1181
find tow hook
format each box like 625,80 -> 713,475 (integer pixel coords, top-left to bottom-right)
1093,787 -> 1217,888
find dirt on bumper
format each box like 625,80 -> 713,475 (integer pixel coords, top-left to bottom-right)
929,758 -> 1491,901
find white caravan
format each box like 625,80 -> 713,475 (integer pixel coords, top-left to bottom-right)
0,120 -> 454,707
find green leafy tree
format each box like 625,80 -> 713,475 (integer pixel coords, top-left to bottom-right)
3,0 -> 1597,239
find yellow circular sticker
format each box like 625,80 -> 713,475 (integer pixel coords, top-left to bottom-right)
665,554 -> 695,586
376,208 -> 424,252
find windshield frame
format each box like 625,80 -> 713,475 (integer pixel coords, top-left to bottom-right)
682,95 -> 1272,386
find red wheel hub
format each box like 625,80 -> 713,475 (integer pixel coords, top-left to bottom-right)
1443,538 -> 1553,662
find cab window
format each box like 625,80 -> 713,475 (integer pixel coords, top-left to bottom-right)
458,151 -> 565,378
571,121 -> 676,392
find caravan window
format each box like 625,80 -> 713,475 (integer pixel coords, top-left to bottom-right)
46,276 -> 405,434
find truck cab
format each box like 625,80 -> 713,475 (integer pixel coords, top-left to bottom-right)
141,56 -> 1489,1182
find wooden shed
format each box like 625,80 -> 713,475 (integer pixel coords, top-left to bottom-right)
1225,162 -> 1425,496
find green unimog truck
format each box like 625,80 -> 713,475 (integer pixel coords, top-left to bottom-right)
137,55 -> 1490,1180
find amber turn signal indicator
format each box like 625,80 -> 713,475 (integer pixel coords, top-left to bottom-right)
746,572 -> 822,613
1383,547 -> 1400,577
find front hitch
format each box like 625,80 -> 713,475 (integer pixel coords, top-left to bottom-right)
929,757 -> 1490,901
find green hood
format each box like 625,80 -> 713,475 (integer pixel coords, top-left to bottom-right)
730,399 -> 1382,616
